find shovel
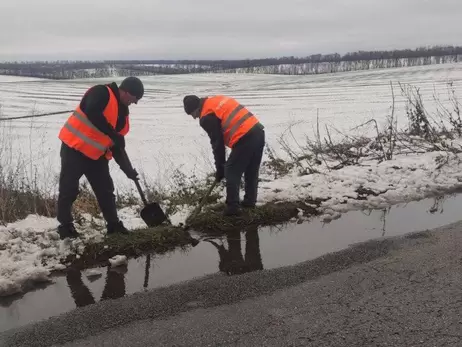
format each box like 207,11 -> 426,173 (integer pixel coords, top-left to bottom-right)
183,180 -> 218,232
120,149 -> 168,227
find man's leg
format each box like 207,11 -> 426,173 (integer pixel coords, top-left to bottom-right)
243,129 -> 265,207
57,143 -> 84,239
244,228 -> 263,271
66,268 -> 96,307
225,146 -> 250,215
101,266 -> 126,301
224,136 -> 256,215
84,157 -> 128,234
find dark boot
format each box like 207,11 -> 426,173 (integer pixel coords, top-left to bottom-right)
223,205 -> 242,217
58,223 -> 79,240
240,200 -> 256,209
107,220 -> 129,235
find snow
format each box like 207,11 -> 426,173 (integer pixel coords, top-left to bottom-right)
0,75 -> 45,83
109,255 -> 128,267
168,205 -> 196,226
1,63 -> 462,297
257,151 -> 462,217
0,62 -> 460,193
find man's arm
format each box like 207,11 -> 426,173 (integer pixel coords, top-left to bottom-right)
112,146 -> 139,180
112,146 -> 123,166
82,85 -> 124,147
200,113 -> 226,174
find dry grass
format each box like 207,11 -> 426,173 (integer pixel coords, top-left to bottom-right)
265,81 -> 462,176
0,186 -> 56,223
186,199 -> 324,233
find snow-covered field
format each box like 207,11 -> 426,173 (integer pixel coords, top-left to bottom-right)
1,63 -> 462,297
1,63 -> 461,191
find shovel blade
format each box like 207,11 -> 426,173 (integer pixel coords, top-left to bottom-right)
140,203 -> 167,227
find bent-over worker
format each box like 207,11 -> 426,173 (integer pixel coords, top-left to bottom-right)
183,94 -> 265,216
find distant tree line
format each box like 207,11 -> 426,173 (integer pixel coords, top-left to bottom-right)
0,62 -> 212,79
208,45 -> 462,70
221,55 -> 461,75
0,45 -> 461,79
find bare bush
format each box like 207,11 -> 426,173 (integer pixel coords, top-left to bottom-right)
268,81 -> 462,178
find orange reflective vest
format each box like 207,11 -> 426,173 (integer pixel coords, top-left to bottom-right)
200,95 -> 260,148
58,86 -> 129,160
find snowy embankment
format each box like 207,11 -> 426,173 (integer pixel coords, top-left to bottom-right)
2,145 -> 462,297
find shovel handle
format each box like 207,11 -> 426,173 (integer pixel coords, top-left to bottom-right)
120,148 -> 149,206
190,180 -> 218,219
134,179 -> 149,206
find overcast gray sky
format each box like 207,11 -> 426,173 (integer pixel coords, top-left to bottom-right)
0,0 -> 460,61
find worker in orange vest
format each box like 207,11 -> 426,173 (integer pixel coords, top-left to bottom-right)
183,95 -> 265,216
56,77 -> 143,240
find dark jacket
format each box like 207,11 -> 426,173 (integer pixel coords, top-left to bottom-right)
198,98 -> 226,174
64,82 -> 128,162
80,82 -> 129,137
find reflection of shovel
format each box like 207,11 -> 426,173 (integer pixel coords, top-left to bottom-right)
120,149 -> 167,227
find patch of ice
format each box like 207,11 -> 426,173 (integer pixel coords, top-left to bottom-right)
52,264 -> 67,271
109,255 -> 128,267
0,261 -> 51,297
169,205 -> 195,226
85,269 -> 103,279
117,206 -> 146,230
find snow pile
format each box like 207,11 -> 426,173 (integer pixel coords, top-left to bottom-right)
168,204 -> 197,226
115,206 -> 148,230
257,151 -> 462,222
0,216 -> 59,296
0,214 -> 104,297
109,255 -> 128,267
0,261 -> 51,298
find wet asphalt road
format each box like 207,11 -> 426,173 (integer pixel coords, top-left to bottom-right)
2,221 -> 462,346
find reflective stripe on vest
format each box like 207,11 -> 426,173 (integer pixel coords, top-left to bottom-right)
63,122 -> 107,152
224,110 -> 254,143
222,104 -> 244,130
199,95 -> 260,148
63,110 -> 111,151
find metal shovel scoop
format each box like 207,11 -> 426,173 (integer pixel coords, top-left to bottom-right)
121,149 -> 167,227
134,179 -> 168,227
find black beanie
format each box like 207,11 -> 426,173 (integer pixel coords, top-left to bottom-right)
183,95 -> 200,114
120,76 -> 144,99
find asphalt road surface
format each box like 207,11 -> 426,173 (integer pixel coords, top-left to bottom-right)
2,221 -> 462,347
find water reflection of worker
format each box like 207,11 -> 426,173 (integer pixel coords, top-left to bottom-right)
66,265 -> 126,307
205,228 -> 263,275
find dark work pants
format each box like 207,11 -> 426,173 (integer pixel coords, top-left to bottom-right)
225,127 -> 265,208
57,143 -> 118,225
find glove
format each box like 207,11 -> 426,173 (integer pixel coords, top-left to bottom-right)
215,167 -> 225,182
123,167 -> 138,181
111,133 -> 125,149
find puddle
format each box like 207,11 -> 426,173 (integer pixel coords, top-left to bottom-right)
1,193 -> 461,332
